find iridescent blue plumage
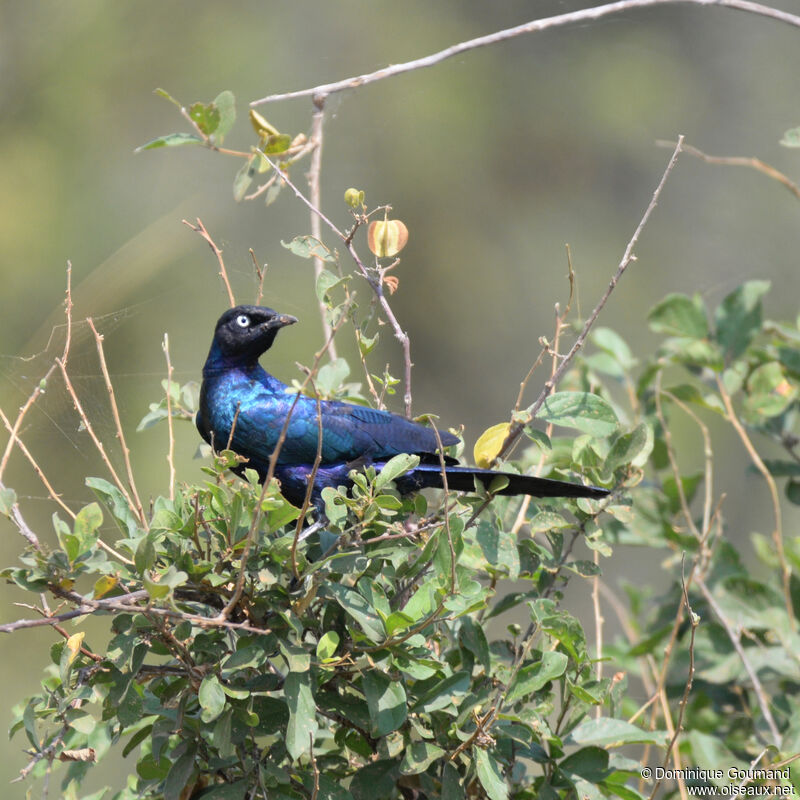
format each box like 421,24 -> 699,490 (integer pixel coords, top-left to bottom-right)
197,305 -> 609,508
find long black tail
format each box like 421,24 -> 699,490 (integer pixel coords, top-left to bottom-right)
394,463 -> 610,499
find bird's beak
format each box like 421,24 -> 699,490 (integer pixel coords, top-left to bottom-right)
265,314 -> 298,329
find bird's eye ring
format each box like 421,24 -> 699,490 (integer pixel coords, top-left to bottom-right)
236,314 -> 250,328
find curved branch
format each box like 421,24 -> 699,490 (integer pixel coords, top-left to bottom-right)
251,0 -> 800,106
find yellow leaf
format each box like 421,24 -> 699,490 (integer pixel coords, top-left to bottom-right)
473,422 -> 511,469
66,632 -> 85,664
249,109 -> 280,138
93,574 -> 118,599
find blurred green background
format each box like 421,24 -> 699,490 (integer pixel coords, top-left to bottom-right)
2,0 -> 799,790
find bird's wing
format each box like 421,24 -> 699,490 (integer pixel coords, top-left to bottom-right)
232,391 -> 458,466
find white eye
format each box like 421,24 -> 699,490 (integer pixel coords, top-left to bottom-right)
236,314 -> 250,328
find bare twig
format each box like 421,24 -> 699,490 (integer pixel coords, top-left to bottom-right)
695,575 -> 781,744
0,406 -> 75,519
307,95 -> 337,359
252,1 -> 800,106
162,334 -> 176,501
249,247 -> 267,305
87,317 -> 146,525
649,561 -> 699,800
57,357 -> 140,524
657,140 -> 800,201
494,136 -> 684,466
45,587 -> 275,636
183,218 -> 236,307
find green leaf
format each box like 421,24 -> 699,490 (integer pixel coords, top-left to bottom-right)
412,671 -> 470,713
743,361 -> 797,419
538,392 -> 618,437
282,235 -> 337,262
592,327 -> 635,370
154,87 -> 182,108
688,730 -> 748,777
375,453 -> 420,490
188,101 -> 220,135
662,337 -> 724,371
233,154 -> 256,202
86,476 -> 140,535
322,583 -> 385,641
134,132 -> 203,152
714,280 -> 770,361
603,423 -> 651,478
195,780 -> 249,799
164,743 -> 197,800
648,293 -> 708,339
280,641 -> 311,672
213,90 -> 236,141
459,617 -> 491,673
506,651 -> 568,703
442,762 -> 465,800
263,133 -> 292,154
284,671 -> 318,759
474,747 -> 509,800
199,675 -> 226,723
316,357 -> 351,397
0,485 -> 16,515
316,631 -> 340,660
316,268 -> 349,303
529,511 -> 569,533
351,761 -> 399,800
399,740 -> 445,775
559,746 -> 610,782
567,718 -> 667,747
22,699 -> 39,750
135,533 -> 157,575
664,383 -> 725,415
780,126 -> 800,147
73,501 -> 102,539
362,671 -> 407,736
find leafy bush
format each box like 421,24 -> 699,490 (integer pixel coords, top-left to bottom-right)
3,79 -> 800,799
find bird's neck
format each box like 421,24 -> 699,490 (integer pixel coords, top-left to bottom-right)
202,340 -> 261,377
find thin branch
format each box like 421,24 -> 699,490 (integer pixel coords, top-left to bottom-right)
46,587 -> 275,636
695,575 -> 781,744
0,264 -> 73,483
183,218 -> 236,307
162,334 -> 176,501
592,547 -> 604,715
307,95 -> 338,359
87,318 -> 146,526
291,382 -> 323,582
0,406 -> 75,519
260,151 -> 416,417
649,561 -> 699,800
493,136 -> 684,465
251,1 -> 800,106
657,139 -> 800,201
249,247 -> 267,305
57,359 -> 138,523
0,480 -> 40,550
715,374 -> 792,626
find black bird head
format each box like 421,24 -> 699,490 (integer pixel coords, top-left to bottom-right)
208,305 -> 297,367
